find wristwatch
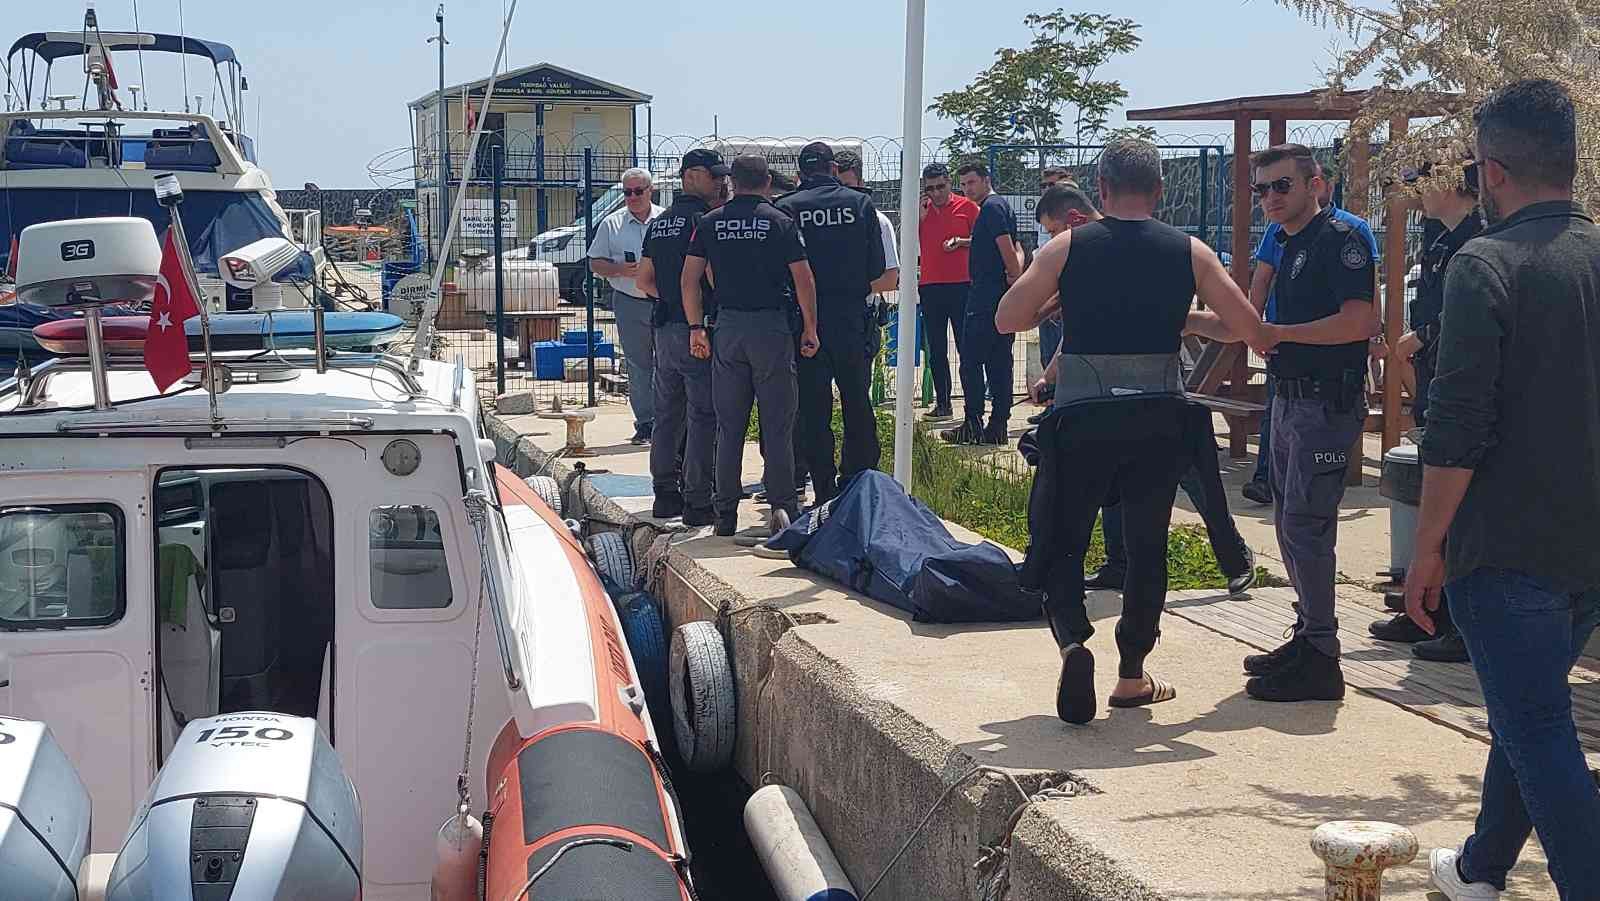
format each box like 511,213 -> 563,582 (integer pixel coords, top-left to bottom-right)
688,324 -> 706,332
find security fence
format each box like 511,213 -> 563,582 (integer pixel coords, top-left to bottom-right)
362,126 -> 1425,412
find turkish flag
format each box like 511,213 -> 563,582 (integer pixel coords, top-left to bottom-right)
144,228 -> 201,391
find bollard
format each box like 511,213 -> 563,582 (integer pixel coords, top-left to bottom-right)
1310,821 -> 1417,901
539,409 -> 597,456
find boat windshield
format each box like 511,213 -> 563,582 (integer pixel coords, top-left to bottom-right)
0,187 -> 306,278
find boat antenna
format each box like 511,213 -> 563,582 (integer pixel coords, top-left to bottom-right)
132,0 -> 149,109
177,0 -> 190,112
409,0 -> 520,371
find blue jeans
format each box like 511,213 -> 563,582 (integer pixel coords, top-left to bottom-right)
1451,568 -> 1600,897
1250,375 -> 1275,485
1039,318 -> 1062,371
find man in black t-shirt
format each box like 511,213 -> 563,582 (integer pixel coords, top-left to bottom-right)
943,162 -> 1023,445
1240,143 -> 1379,704
638,148 -> 727,524
683,155 -> 819,537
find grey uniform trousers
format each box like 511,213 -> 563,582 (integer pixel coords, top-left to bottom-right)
650,322 -> 715,507
610,288 -> 656,430
712,308 -> 799,517
1270,396 -> 1366,658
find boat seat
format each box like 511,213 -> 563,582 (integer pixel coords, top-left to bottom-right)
4,120 -> 89,170
144,126 -> 221,172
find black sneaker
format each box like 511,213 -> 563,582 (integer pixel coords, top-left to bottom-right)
1026,410 -> 1046,425
928,403 -> 954,420
980,425 -> 1009,446
629,424 -> 653,446
1413,630 -> 1470,663
1368,612 -> 1431,644
941,422 -> 982,445
682,504 -> 716,527
1056,643 -> 1097,725
1225,545 -> 1257,597
651,492 -> 684,518
1246,639 -> 1345,702
714,514 -> 739,537
1241,479 -> 1272,506
1084,567 -> 1125,591
1243,634 -> 1299,676
1383,590 -> 1406,612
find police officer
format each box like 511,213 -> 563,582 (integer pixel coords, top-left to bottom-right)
998,139 -> 1266,724
1242,143 -> 1379,702
682,155 -> 819,537
637,148 -> 728,525
1365,156 -> 1482,662
777,142 -> 886,505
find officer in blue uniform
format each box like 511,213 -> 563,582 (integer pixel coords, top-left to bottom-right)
682,155 -> 819,536
1242,144 -> 1379,703
777,142 -> 886,505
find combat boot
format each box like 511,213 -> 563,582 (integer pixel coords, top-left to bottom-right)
1246,638 -> 1345,702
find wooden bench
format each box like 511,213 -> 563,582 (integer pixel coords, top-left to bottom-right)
501,310 -> 577,366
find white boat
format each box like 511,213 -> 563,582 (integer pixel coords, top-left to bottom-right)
1,12 -> 333,353
0,214 -> 698,900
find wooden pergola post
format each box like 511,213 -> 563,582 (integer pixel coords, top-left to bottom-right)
1231,115 -> 1253,291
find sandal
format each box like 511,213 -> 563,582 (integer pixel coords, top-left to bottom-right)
1056,644 -> 1097,725
1109,674 -> 1177,709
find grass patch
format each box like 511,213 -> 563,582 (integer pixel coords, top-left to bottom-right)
749,405 -> 1264,591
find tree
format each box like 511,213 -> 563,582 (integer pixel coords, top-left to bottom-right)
1275,0 -> 1600,206
931,10 -> 1149,160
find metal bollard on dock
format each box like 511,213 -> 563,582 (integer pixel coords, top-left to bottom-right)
1310,821 -> 1417,901
539,409 -> 597,456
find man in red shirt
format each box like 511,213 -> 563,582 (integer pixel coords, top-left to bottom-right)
917,162 -> 978,418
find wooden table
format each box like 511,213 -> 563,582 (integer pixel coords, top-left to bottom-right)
502,310 -> 576,365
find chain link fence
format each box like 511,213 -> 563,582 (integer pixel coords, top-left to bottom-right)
359,127 -> 1423,411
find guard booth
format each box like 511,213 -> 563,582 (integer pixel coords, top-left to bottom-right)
408,62 -> 651,262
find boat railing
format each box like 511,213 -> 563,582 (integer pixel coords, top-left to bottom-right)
2,352 -> 428,412
1,111 -> 240,175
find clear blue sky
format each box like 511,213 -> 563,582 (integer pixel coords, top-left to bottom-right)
8,1 -> 1356,187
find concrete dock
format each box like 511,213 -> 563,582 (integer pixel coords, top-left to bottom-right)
488,394 -> 1594,900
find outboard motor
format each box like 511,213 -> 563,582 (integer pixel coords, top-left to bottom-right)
106,712 -> 361,901
0,715 -> 92,901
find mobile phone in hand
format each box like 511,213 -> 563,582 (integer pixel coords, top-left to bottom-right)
624,251 -> 636,263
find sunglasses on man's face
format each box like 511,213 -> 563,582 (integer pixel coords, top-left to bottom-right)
924,182 -> 950,192
622,187 -> 650,197
1250,176 -> 1300,197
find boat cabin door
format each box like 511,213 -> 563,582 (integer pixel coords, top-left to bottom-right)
0,470 -> 155,852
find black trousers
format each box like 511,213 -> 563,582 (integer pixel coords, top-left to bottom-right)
1025,398 -> 1187,679
959,284 -> 1014,431
798,324 -> 879,504
919,282 -> 968,407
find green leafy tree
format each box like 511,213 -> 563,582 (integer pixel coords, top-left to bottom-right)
931,10 -> 1149,161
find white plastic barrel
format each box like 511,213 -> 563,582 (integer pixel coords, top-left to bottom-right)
744,785 -> 858,901
1380,445 -> 1422,573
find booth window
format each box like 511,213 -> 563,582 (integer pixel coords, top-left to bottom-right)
0,504 -> 124,627
368,505 -> 454,610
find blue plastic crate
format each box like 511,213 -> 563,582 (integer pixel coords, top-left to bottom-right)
562,329 -> 605,346
534,339 -> 616,379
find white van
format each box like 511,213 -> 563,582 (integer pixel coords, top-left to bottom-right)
530,175 -> 679,301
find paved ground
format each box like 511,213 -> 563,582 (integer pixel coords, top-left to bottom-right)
490,394 -> 1598,900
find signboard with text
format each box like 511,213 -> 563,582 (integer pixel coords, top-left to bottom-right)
467,66 -> 638,103
461,199 -> 517,240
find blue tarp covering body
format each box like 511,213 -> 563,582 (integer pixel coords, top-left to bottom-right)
0,188 -> 312,281
768,470 -> 1040,623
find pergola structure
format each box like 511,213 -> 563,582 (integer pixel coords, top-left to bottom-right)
1128,89 -> 1457,479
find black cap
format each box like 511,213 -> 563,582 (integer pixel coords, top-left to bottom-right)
798,141 -> 835,170
681,148 -> 730,177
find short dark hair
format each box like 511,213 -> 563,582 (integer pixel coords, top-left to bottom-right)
1098,139 -> 1163,196
731,155 -> 770,191
1041,165 -> 1071,182
1474,78 -> 1577,189
1251,143 -> 1318,180
922,162 -> 949,180
769,169 -> 797,193
956,162 -> 990,180
1036,183 -> 1098,222
1320,162 -> 1337,182
834,150 -> 862,175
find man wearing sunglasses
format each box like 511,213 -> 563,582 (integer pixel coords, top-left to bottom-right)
1407,79 -> 1600,901
1239,143 -> 1380,705
590,167 -> 666,446
1242,162 -> 1378,506
916,162 -> 978,419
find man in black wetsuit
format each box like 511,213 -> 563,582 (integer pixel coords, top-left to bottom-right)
998,139 -> 1266,725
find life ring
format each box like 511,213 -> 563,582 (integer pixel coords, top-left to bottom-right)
587,530 -> 635,594
669,621 -> 736,773
524,475 -> 563,517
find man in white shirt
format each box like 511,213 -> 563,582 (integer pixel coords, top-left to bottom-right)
589,167 -> 665,444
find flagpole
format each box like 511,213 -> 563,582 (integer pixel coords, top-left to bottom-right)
154,174 -> 219,422
893,0 -> 927,489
